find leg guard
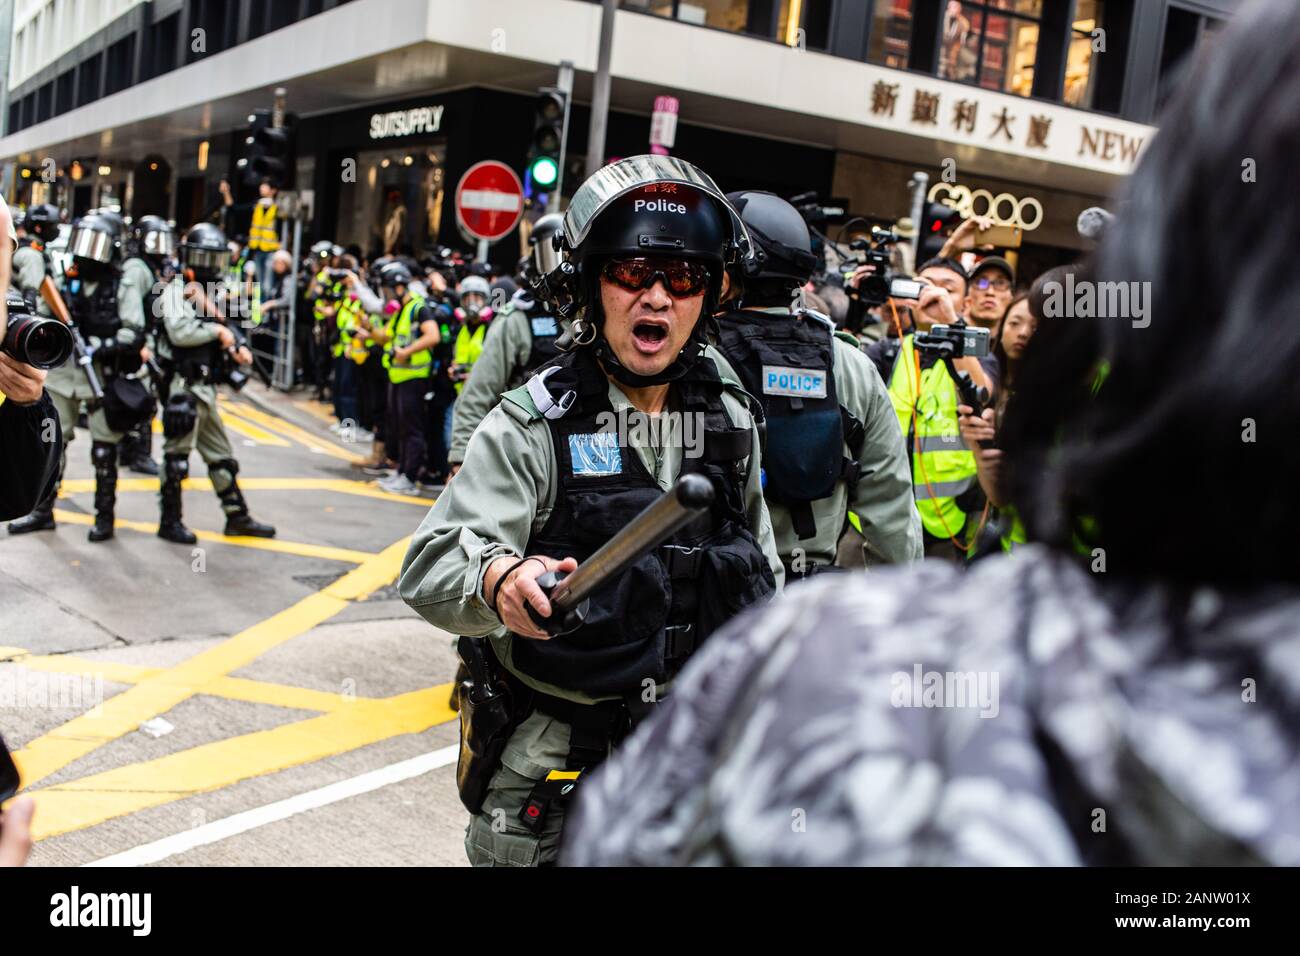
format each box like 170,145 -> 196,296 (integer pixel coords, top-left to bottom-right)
211,458 -> 275,538
88,441 -> 118,542
157,453 -> 197,545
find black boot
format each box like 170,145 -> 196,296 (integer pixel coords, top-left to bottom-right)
88,441 -> 118,542
157,454 -> 197,545
8,452 -> 62,534
7,488 -> 57,534
119,428 -> 159,476
211,458 -> 276,538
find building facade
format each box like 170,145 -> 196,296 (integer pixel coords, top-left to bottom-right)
0,0 -> 1242,268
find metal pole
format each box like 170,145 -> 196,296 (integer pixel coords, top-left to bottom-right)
908,171 -> 929,267
283,213 -> 302,391
476,237 -> 489,263
555,59 -> 575,206
585,0 -> 618,178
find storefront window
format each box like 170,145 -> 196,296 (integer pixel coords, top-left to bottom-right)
1064,0 -> 1103,109
336,145 -> 446,259
867,0 -> 915,70
940,1 -> 1041,98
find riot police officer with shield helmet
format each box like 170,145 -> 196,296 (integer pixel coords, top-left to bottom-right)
7,213 -> 152,541
399,155 -> 782,866
447,213 -> 569,475
154,222 -> 275,543
712,190 -> 923,575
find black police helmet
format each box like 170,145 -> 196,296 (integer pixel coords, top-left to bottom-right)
23,203 -> 60,242
379,260 -> 413,289
725,190 -> 819,285
67,215 -> 118,266
133,215 -> 176,258
578,184 -> 730,278
180,222 -> 231,276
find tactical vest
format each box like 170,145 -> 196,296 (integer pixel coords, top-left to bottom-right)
714,309 -> 865,541
66,273 -> 122,341
517,307 -> 561,386
886,333 -> 978,539
508,349 -> 777,699
384,295 -> 433,384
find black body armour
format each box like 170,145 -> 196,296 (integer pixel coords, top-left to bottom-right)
67,275 -> 122,341
510,349 -> 776,699
521,309 -> 562,380
714,309 -> 865,540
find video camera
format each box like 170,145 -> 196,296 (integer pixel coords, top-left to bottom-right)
913,321 -> 991,360
2,289 -> 74,370
845,227 -> 901,307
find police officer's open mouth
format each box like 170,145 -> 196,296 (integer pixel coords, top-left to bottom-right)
632,320 -> 669,347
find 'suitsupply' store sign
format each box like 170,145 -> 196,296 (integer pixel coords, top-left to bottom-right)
368,105 -> 445,140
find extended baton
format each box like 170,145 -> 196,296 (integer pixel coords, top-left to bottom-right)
525,473 -> 715,636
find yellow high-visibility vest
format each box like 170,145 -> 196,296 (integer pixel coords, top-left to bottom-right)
248,202 -> 279,252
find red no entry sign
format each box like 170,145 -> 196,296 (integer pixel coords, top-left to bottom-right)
455,160 -> 524,242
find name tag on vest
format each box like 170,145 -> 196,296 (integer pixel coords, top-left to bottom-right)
531,316 -> 558,337
569,432 -> 622,476
762,365 -> 827,399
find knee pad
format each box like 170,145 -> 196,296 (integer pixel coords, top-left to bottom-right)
207,457 -> 239,492
163,392 -> 199,439
163,454 -> 190,482
91,440 -> 117,468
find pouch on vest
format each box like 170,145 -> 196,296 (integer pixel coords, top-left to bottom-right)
102,376 -> 156,433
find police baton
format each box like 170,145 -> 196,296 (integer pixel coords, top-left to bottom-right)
525,473 -> 715,636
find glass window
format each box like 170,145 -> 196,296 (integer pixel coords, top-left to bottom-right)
1064,0 -> 1103,108
939,1 -> 1039,97
622,0 -> 675,17
867,0 -> 915,70
681,0 -> 751,31
337,146 -> 447,260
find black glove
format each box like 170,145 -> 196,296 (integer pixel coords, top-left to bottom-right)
162,392 -> 198,439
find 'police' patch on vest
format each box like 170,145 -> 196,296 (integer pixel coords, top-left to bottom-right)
531,316 -> 558,337
761,365 -> 827,399
569,432 -> 622,476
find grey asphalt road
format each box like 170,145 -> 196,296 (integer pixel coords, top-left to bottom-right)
0,382 -> 471,867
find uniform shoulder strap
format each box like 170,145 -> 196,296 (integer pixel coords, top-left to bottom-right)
500,385 -> 543,422
833,329 -> 861,350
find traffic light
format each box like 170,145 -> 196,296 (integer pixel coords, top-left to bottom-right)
918,200 -> 962,261
237,109 -> 297,189
527,87 -> 567,198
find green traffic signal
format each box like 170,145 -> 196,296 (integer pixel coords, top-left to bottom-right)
530,155 -> 559,188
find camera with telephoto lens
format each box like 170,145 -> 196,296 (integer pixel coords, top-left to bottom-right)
845,227 -> 899,307
448,363 -> 472,383
2,290 -> 74,370
327,268 -> 351,283
913,321 -> 991,359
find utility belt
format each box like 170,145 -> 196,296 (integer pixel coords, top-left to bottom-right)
454,635 -> 652,833
780,556 -> 846,582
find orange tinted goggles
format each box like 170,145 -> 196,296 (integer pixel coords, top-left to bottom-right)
602,257 -> 711,298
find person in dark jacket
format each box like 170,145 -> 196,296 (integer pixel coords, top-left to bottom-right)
562,0 -> 1300,867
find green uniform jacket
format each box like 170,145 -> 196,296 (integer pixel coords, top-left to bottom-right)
12,245 -> 52,317
447,303 -> 544,465
45,266 -> 150,401
155,276 -> 223,404
399,347 -> 784,705
711,322 -> 923,569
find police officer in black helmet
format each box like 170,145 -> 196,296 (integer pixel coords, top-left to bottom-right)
446,213 -> 569,474
399,155 -> 781,866
712,190 -> 923,576
154,222 -> 275,543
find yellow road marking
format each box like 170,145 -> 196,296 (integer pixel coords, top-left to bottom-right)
28,686 -> 455,840
57,476 -> 431,506
218,411 -> 292,446
223,402 -> 364,462
50,509 -> 375,564
10,654 -> 363,713
292,399 -> 337,424
12,536 -> 410,788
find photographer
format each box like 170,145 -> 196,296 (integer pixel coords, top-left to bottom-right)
1,196 -> 62,521
859,257 -> 990,560
563,0 -> 1300,866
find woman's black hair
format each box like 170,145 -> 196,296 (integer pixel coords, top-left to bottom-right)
999,0 -> 1300,585
989,290 -> 1031,394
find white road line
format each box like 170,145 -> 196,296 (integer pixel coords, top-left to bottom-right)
82,745 -> 459,868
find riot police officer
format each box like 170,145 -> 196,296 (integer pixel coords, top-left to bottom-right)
7,214 -> 152,541
447,213 -> 567,474
155,223 -> 275,543
399,155 -> 782,866
11,204 -> 60,317
115,214 -> 177,477
712,190 -> 922,575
